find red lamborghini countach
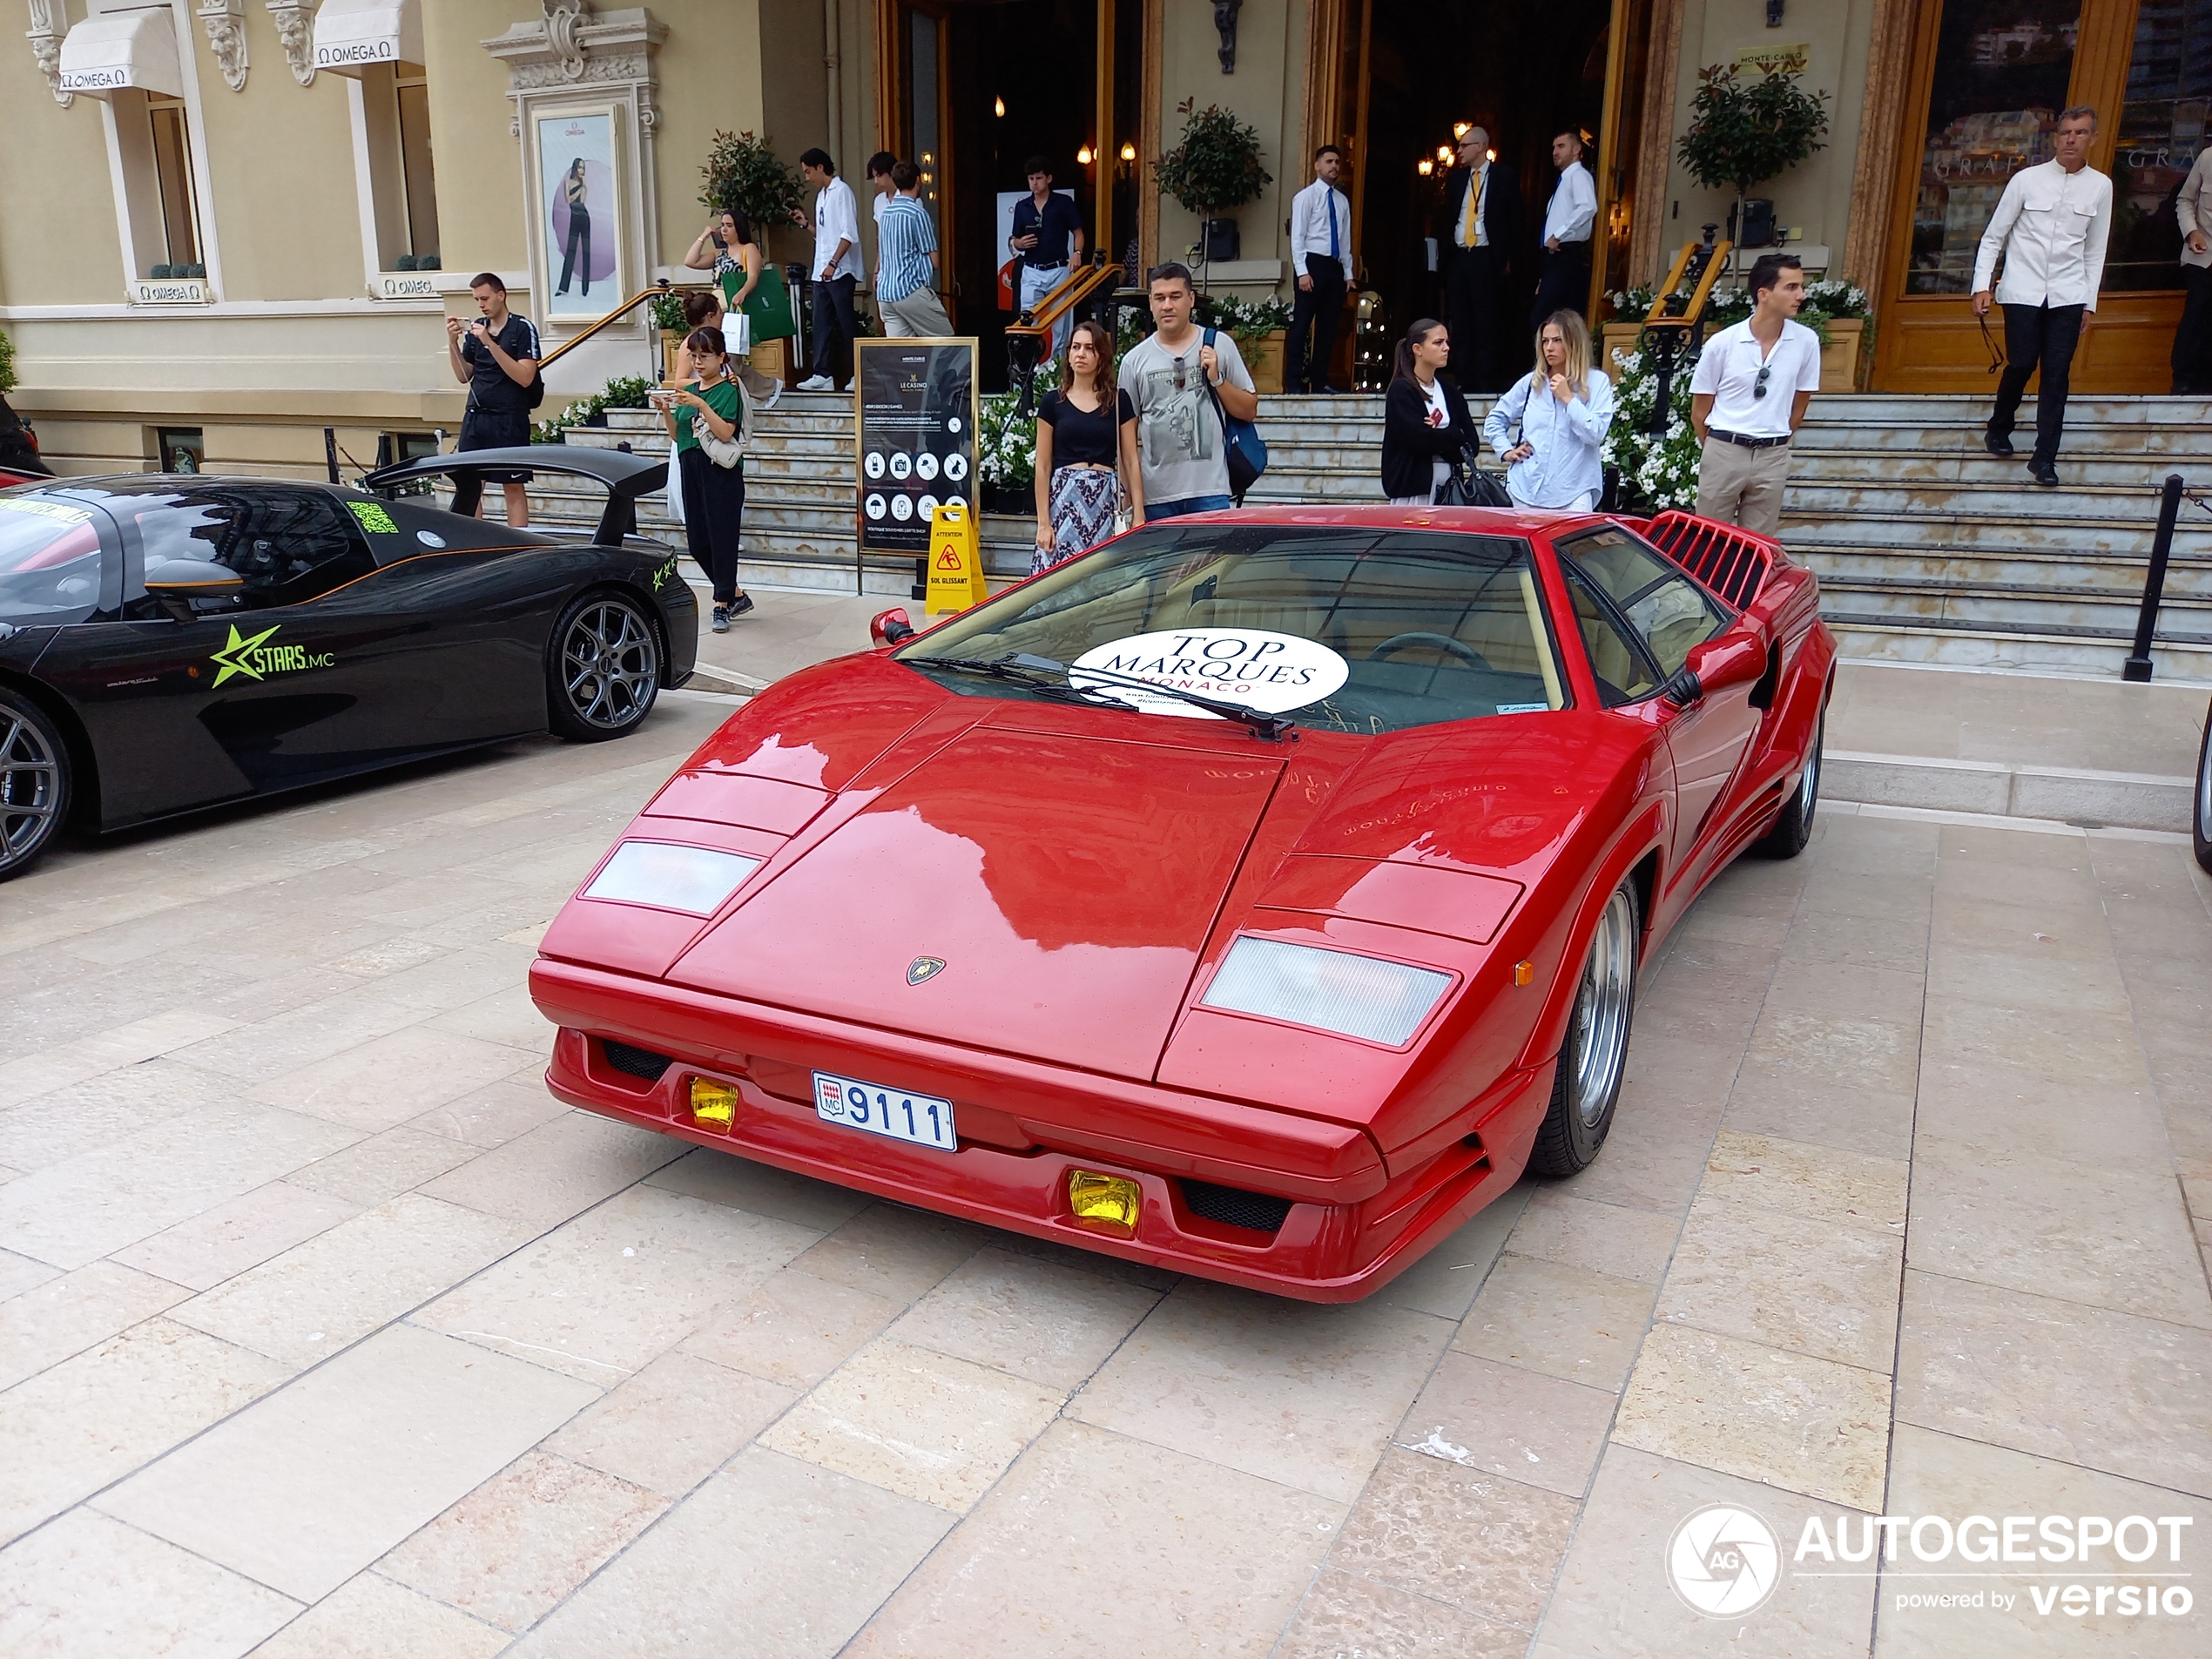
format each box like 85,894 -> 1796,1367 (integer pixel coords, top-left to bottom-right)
529,506 -> 1833,1299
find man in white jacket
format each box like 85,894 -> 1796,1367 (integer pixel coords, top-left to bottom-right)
2174,145 -> 2212,395
1973,106 -> 2112,486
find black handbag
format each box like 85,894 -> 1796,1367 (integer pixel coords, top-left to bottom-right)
1434,443 -> 1511,508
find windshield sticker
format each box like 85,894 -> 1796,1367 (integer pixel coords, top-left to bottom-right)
211,623 -> 334,687
346,499 -> 400,535
1071,628 -> 1349,719
0,498 -> 93,526
1496,701 -> 1550,715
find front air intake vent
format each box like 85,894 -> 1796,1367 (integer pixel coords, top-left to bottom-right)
601,1039 -> 673,1082
1180,1179 -> 1295,1236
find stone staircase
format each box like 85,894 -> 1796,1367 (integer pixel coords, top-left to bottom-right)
516,388 -> 2212,682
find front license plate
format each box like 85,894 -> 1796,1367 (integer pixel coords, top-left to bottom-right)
813,1071 -> 957,1152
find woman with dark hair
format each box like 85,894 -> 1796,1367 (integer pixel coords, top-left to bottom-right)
1380,318 -> 1474,506
1032,319 -> 1140,572
684,206 -> 762,316
556,158 -> 591,298
653,326 -> 753,631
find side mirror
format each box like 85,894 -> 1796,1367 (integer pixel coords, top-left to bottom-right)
1669,629 -> 1767,705
144,557 -> 243,623
870,606 -> 916,647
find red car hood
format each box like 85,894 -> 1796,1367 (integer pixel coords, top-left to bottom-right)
664,724 -> 1286,1080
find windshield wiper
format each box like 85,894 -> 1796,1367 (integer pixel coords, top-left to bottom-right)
900,653 -> 1124,710
1005,653 -> 1298,741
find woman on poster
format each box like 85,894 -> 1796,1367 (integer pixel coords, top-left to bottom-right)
556,158 -> 592,299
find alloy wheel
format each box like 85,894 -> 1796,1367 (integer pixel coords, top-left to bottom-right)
1570,888 -> 1637,1128
562,600 -> 658,732
0,711 -> 61,872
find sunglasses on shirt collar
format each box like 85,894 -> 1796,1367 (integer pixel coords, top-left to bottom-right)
1753,361 -> 1772,400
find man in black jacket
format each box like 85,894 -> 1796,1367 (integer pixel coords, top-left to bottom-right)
1439,126 -> 1521,393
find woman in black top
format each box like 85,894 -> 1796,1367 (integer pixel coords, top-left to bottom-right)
1380,318 -> 1475,504
1033,320 -> 1142,573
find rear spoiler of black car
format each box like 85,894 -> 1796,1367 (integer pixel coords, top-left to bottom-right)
361,444 -> 664,548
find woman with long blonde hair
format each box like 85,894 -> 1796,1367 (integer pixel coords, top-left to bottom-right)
1032,319 -> 1142,571
1482,308 -> 1615,510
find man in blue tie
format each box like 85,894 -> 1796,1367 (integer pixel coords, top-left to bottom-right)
1286,145 -> 1354,395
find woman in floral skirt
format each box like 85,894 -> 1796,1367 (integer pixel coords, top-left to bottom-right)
1031,320 -> 1142,574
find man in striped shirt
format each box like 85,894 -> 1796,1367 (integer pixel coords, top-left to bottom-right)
875,162 -> 954,338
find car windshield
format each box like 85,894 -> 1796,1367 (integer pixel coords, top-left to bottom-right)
897,523 -> 1568,734
0,495 -> 106,624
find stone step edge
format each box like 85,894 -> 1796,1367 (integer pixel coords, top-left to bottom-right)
1824,750 -> 2194,833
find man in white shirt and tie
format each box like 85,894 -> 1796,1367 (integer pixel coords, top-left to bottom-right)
1286,145 -> 1354,395
1531,128 -> 1597,328
1973,105 -> 2112,485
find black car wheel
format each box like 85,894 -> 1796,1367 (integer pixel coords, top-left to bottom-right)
1527,880 -> 1640,1177
1758,711 -> 1823,860
2194,697 -> 2211,875
549,591 -> 659,742
0,688 -> 70,882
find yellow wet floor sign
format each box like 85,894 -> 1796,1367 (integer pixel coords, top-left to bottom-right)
925,502 -> 988,614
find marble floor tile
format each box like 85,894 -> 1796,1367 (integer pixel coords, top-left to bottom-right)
417,1110 -> 687,1232
283,1127 -> 481,1210
1501,1190 -> 1684,1284
1703,1130 -> 1908,1237
244,1571 -> 509,1659
109,1181 -> 361,1294
1454,1251 -> 1658,1393
1912,1055 -> 2170,1166
644,1145 -> 875,1233
842,1419 -> 1342,1659
679,1258 -> 900,1387
248,1027 -> 542,1135
1392,1349 -> 1617,1501
1760,956 -> 1929,1027
544,1349 -> 795,1498
1924,942 -> 2132,1020
0,1506 -> 300,1659
1331,1446 -> 1579,1622
0,1008 -> 242,1112
0,1248 -> 57,1301
1376,1186 -> 1532,1321
0,1261 -> 189,1390
1273,1568 -> 1527,1659
1741,1007 -> 1922,1098
0,1056 -> 239,1175
1534,1443 -> 1876,1659
0,1318 -> 293,1546
1894,1270 -> 2212,1499
884,1244 -> 1161,1390
376,1449 -> 666,1631
759,1338 -> 1063,1511
1069,1278 -> 1453,1504
1613,1323 -> 1892,1510
1780,909 -> 1931,975
1656,1195 -> 1904,1372
170,1193 -> 532,1369
1562,1112 -> 1719,1217
163,993 -> 429,1090
93,1323 -> 599,1602
404,1076 -> 570,1150
1721,1069 -> 1917,1163
506,1444 -> 951,1659
424,983 -> 562,1054
786,1203 -> 992,1305
1920,995 -> 2149,1088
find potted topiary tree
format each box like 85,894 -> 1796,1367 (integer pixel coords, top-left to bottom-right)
699,131 -> 806,379
1153,99 -> 1271,270
1676,63 -> 1830,254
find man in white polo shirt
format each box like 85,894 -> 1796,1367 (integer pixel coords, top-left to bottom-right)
1689,253 -> 1820,537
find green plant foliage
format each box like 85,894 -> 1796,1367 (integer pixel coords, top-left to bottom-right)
531,374 -> 658,443
1676,65 -> 1831,198
1153,100 -> 1272,217
1194,293 -> 1291,344
1600,344 -> 1702,514
976,364 -> 1060,488
0,328 -> 15,396
650,292 -> 689,332
699,131 -> 804,235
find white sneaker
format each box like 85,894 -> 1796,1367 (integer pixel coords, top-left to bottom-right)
795,374 -> 834,392
741,369 -> 782,411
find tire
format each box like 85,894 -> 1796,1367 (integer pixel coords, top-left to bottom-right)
1527,880 -> 1640,1177
0,688 -> 71,883
1757,709 -> 1823,860
2193,697 -> 2211,875
548,590 -> 660,742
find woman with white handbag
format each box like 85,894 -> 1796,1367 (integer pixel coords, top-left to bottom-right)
654,326 -> 752,631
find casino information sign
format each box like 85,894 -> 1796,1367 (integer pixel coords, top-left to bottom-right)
854,338 -> 980,577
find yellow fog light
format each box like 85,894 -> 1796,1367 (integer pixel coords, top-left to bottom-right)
1068,1170 -> 1141,1236
689,1076 -> 739,1130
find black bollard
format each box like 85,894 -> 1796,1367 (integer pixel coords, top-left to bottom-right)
2122,474 -> 2183,683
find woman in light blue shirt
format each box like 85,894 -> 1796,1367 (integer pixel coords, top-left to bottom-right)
1483,309 -> 1614,510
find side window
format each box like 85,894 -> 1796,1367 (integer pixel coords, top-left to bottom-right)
1557,527 -> 1728,678
1562,566 -> 1660,707
132,489 -> 374,610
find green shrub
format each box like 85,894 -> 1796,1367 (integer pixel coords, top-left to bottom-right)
1154,101 -> 1271,218
700,131 -> 804,235
0,328 -> 15,396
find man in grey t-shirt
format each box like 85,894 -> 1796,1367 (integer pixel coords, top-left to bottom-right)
1121,264 -> 1258,518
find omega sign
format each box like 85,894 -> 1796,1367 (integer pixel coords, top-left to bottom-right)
57,66 -> 131,91
315,38 -> 396,69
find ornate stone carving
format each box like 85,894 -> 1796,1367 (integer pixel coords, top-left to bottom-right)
266,1 -> 317,85
199,0 -> 250,91
1212,0 -> 1241,74
543,0 -> 590,81
27,0 -> 71,107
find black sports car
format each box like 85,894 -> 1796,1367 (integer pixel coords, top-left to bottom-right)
0,447 -> 692,880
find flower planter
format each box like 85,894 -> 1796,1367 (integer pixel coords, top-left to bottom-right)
983,482 -> 1034,516
661,329 -> 685,382
1599,320 -> 1644,374
1819,317 -> 1866,392
1242,330 -> 1287,395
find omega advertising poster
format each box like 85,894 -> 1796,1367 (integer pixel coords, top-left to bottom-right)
855,338 -> 979,557
536,111 -> 618,320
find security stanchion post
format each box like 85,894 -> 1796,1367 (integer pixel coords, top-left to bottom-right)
2123,473 -> 2184,683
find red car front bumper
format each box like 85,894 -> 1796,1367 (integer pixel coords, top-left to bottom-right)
530,957 -> 1549,1301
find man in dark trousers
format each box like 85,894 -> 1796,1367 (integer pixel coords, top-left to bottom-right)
1531,128 -> 1597,327
1286,145 -> 1354,394
444,273 -> 538,527
1440,125 -> 1521,392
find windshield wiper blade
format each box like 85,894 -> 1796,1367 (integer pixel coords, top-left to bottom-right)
1006,653 -> 1298,741
900,653 -> 1123,709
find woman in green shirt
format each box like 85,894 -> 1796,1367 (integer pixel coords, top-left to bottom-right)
658,326 -> 752,629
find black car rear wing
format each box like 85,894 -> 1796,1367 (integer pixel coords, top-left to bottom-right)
361,444 -> 665,548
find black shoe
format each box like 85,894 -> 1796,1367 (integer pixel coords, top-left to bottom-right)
2027,462 -> 2060,487
728,592 -> 755,617
1984,431 -> 2014,458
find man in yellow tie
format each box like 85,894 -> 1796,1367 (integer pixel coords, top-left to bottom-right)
1440,125 -> 1521,393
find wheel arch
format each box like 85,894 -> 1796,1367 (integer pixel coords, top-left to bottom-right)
0,667 -> 101,830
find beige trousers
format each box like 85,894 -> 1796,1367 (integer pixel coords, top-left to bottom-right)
879,287 -> 954,339
1694,435 -> 1792,536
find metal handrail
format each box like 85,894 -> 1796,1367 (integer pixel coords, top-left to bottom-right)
1635,233 -> 1734,436
536,280 -> 678,373
1007,259 -> 1120,417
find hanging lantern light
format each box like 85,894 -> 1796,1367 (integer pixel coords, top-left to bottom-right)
994,96 -> 1006,118
1120,141 -> 1136,162
1417,158 -> 1433,176
1077,144 -> 1094,165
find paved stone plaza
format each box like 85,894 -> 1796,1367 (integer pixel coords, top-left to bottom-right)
1,648 -> 2209,1656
